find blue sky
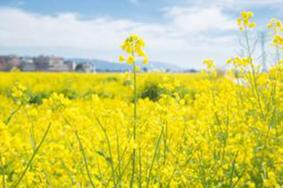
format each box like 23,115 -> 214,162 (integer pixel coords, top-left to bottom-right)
0,0 -> 282,68
0,0 -> 185,21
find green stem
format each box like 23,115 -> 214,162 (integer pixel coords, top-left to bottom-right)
146,127 -> 163,188
0,156 -> 5,188
95,116 -> 117,187
133,61 -> 137,143
244,28 -> 264,118
4,105 -> 22,125
23,108 -> 37,151
228,152 -> 238,188
74,131 -> 95,188
13,122 -> 51,188
130,59 -> 137,188
114,125 -> 122,187
138,147 -> 142,188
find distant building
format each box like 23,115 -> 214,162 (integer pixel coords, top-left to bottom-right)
64,60 -> 76,71
33,56 -> 50,71
0,55 -> 150,73
20,56 -> 34,64
49,56 -> 64,65
0,55 -> 21,71
48,57 -> 69,72
32,55 -> 72,72
21,63 -> 36,71
20,57 -> 35,71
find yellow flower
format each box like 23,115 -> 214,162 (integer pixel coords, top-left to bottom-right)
127,55 -> 135,64
11,82 -> 29,104
248,22 -> 256,28
119,55 -> 125,63
237,11 -> 256,31
134,65 -> 140,72
267,18 -> 283,34
143,56 -> 149,64
272,34 -> 283,48
263,172 -> 279,187
119,34 -> 148,65
136,47 -> 146,57
203,59 -> 215,69
226,56 -> 252,67
246,182 -> 255,188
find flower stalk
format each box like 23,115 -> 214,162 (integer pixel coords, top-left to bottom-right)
119,34 -> 148,187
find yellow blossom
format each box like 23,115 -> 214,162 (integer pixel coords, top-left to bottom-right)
237,11 -> 256,31
227,56 -> 252,67
119,34 -> 148,66
267,18 -> 283,34
119,55 -> 125,63
272,34 -> 283,48
203,59 -> 215,69
143,56 -> 149,64
126,55 -> 135,64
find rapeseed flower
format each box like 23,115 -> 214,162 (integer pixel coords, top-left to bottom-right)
272,34 -> 283,48
227,56 -> 252,66
237,11 -> 256,31
267,18 -> 283,34
203,59 -> 215,69
119,34 -> 148,65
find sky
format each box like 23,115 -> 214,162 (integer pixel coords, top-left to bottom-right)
0,0 -> 282,69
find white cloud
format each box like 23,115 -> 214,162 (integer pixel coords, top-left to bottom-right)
229,0 -> 283,5
0,6 -> 237,68
165,6 -> 235,34
190,0 -> 283,9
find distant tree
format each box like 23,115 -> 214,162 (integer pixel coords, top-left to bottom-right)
75,64 -> 85,72
142,67 -> 148,72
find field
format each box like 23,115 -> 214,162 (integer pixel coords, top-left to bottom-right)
1,12 -> 283,188
0,70 -> 282,188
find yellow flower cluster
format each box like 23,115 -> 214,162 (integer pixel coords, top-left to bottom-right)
267,18 -> 283,34
267,18 -> 283,50
272,34 -> 283,48
202,59 -> 217,78
203,59 -> 215,69
43,92 -> 71,112
11,82 -> 26,99
227,56 -> 252,66
237,11 -> 256,31
119,34 -> 149,65
11,82 -> 29,105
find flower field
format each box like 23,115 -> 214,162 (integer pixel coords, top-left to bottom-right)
0,12 -> 283,188
0,70 -> 283,187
